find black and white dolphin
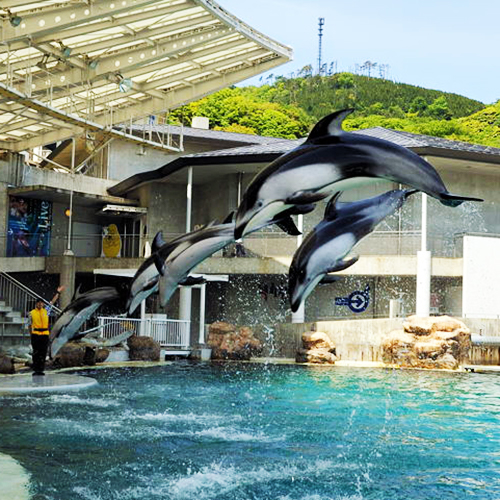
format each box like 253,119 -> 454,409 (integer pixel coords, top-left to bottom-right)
235,109 -> 482,239
50,286 -> 120,356
154,219 -> 236,308
126,210 -> 307,314
288,189 -> 417,312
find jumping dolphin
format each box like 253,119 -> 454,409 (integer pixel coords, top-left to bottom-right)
154,220 -> 236,308
235,109 -> 482,239
50,286 -> 120,356
288,189 -> 417,312
126,210 -> 307,315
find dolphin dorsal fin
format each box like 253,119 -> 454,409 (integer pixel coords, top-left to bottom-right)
324,192 -> 343,220
306,109 -> 354,143
222,211 -> 235,224
152,231 -> 166,253
72,283 -> 83,301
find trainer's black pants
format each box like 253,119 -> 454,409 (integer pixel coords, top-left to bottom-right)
31,334 -> 50,374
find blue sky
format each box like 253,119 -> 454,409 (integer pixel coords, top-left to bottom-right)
220,0 -> 500,104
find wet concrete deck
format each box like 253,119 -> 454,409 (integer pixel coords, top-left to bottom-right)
0,373 -> 98,395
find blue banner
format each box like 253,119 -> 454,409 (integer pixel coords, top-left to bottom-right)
7,196 -> 52,257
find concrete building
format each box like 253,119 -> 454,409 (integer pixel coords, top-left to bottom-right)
2,121 -> 500,347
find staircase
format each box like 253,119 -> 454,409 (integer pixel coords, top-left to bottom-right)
0,300 -> 27,346
0,272 -> 61,347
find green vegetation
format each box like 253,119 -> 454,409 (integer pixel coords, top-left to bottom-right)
169,70 -> 500,147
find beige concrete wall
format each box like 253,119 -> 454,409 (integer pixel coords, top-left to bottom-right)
252,318 -> 403,360
193,174 -> 239,226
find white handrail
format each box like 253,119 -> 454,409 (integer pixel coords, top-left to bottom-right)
97,316 -> 190,348
0,271 -> 62,317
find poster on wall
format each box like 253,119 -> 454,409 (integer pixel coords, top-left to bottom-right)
101,224 -> 122,257
7,196 -> 52,257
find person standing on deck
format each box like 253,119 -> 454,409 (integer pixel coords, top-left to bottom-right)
29,285 -> 64,376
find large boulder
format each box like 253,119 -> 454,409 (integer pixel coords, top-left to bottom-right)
403,315 -> 470,335
301,331 -> 335,351
127,336 -> 161,361
0,353 -> 15,374
296,331 -> 336,364
383,315 -> 471,369
52,343 -> 96,368
207,323 -> 262,360
296,348 -> 336,364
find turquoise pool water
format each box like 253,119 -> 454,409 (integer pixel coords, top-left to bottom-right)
1,363 -> 499,500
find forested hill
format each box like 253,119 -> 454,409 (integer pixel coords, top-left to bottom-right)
252,72 -> 485,122
169,72 -> 500,147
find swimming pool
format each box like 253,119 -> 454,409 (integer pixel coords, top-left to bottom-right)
1,363 -> 499,499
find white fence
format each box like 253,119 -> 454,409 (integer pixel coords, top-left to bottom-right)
97,316 -> 190,348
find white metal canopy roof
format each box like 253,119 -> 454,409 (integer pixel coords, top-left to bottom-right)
0,0 -> 292,153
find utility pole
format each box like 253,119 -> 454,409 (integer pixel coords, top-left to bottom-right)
317,18 -> 325,75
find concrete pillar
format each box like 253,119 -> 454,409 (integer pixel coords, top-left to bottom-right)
59,254 -> 76,309
140,300 -> 146,336
292,214 -> 305,323
198,283 -> 206,344
416,192 -> 431,316
179,287 -> 192,322
416,251 -> 431,317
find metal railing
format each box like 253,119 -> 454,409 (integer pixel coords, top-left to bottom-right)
0,271 -> 62,319
97,316 -> 190,348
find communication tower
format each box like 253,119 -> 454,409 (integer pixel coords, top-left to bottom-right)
318,18 -> 325,75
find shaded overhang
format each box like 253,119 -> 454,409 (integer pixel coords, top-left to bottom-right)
0,0 -> 293,153
8,184 -> 146,215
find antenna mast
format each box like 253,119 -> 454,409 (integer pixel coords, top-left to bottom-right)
317,17 -> 325,75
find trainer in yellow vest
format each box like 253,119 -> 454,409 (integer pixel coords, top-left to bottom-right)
29,285 -> 65,376
30,305 -> 50,335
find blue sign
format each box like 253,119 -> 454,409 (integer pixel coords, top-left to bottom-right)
335,285 -> 370,313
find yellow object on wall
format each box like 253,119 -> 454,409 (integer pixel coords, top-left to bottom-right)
102,224 -> 121,257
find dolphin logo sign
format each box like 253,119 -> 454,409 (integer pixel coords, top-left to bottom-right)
335,285 -> 370,313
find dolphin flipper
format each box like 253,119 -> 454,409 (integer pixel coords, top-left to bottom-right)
319,274 -> 342,284
153,253 -> 165,276
439,192 -> 484,207
274,216 -> 301,236
179,276 -> 207,286
330,256 -> 359,273
286,191 -> 329,205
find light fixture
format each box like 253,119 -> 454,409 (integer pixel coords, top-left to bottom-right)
37,54 -> 49,70
115,73 -> 132,92
7,10 -> 22,27
61,45 -> 72,58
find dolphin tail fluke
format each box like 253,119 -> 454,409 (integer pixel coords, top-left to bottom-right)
439,193 -> 484,207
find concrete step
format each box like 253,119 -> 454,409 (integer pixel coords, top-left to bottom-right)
0,322 -> 25,337
5,316 -> 24,324
0,305 -> 13,313
0,300 -> 5,307
5,310 -> 22,318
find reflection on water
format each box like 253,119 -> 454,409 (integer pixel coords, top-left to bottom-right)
1,364 -> 500,500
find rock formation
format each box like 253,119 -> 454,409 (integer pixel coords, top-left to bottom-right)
0,353 -> 15,374
207,321 -> 262,360
382,315 -> 471,369
127,335 -> 161,361
52,343 -> 97,368
296,331 -> 336,364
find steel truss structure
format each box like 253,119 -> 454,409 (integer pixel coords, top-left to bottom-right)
0,0 -> 292,154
